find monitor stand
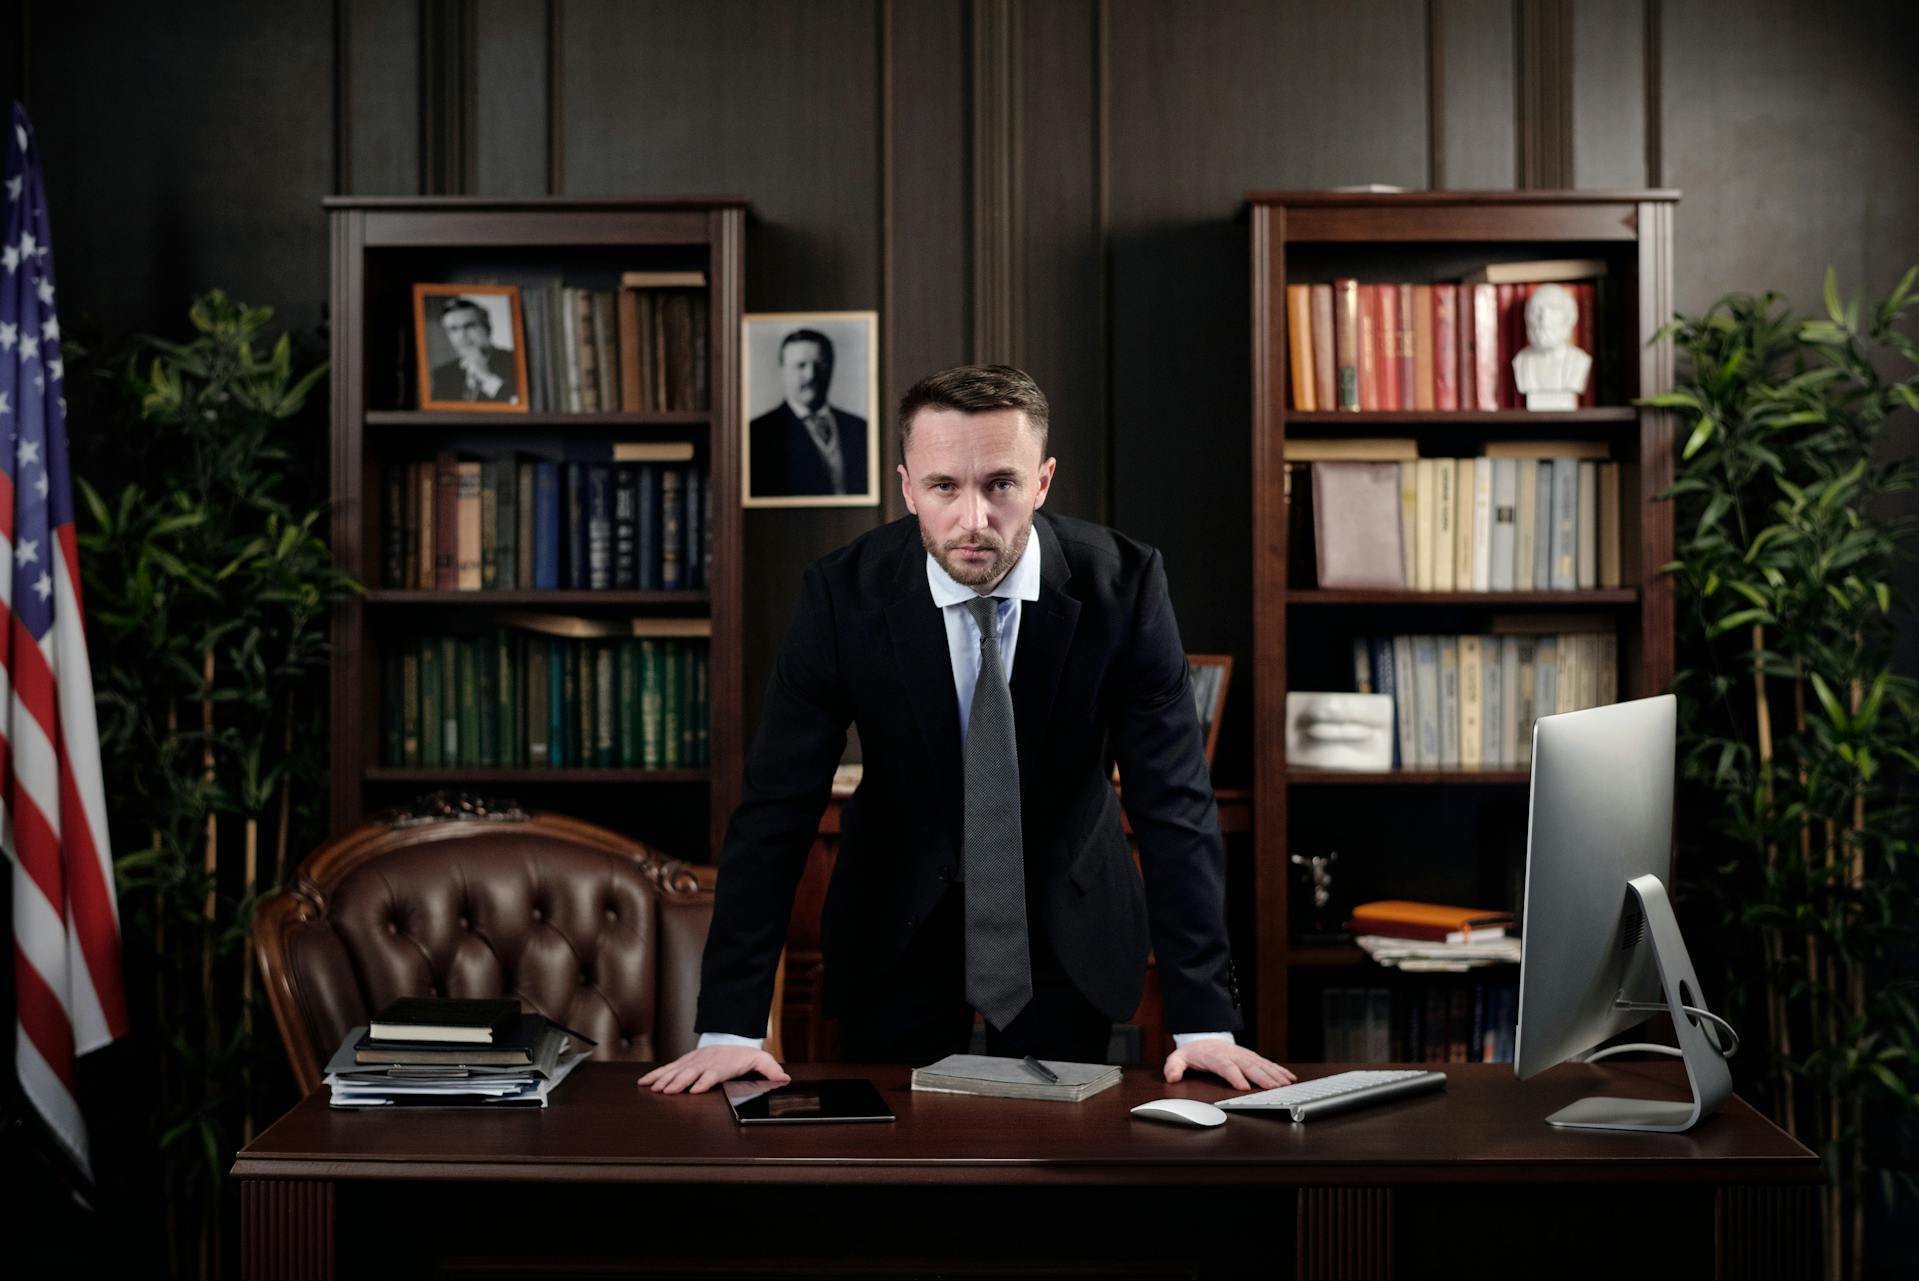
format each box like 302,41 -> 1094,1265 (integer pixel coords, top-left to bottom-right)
1545,873 -> 1733,1133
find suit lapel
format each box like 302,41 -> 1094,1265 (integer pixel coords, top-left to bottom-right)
885,529 -> 964,831
1009,514 -> 1079,803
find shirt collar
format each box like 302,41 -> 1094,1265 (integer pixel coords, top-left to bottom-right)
786,396 -> 832,424
924,521 -> 1043,610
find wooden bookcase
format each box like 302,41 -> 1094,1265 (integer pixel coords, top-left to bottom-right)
1247,191 -> 1680,1059
326,197 -> 746,862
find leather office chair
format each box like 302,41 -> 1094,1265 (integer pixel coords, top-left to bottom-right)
254,808 -> 780,1094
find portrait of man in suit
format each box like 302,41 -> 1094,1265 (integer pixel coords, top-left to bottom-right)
414,284 -> 526,412
744,316 -> 877,505
644,364 -> 1296,1096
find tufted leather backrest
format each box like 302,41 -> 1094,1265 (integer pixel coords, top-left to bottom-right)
254,813 -> 745,1094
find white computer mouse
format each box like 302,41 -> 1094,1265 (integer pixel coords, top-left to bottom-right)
1130,1098 -> 1228,1128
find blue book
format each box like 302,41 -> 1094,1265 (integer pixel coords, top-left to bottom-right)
613,464 -> 639,590
585,464 -> 614,591
1369,636 -> 1399,768
533,462 -> 562,590
683,464 -> 704,592
565,462 -> 588,590
637,464 -> 660,591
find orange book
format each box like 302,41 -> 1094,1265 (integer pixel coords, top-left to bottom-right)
1333,278 -> 1361,410
1412,284 -> 1434,411
1311,284 -> 1336,410
1356,284 -> 1380,411
1286,284 -> 1317,411
1346,899 -> 1513,942
1375,285 -> 1399,411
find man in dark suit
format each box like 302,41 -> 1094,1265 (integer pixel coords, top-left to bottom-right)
429,296 -> 517,404
642,365 -> 1294,1094
749,328 -> 867,497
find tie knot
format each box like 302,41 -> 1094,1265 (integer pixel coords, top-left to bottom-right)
966,595 -> 999,645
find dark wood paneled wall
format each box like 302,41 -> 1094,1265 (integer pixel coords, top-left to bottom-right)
17,0 -> 1919,780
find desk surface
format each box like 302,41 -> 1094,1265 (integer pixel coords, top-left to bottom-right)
234,1061 -> 1816,1188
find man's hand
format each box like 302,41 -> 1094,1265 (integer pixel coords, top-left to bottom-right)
637,1045 -> 790,1094
1163,1041 -> 1296,1092
458,348 -> 505,397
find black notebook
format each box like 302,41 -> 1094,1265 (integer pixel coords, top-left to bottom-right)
368,997 -> 521,1045
355,1012 -> 549,1064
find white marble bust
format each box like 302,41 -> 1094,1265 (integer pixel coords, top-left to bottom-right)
1511,282 -> 1592,411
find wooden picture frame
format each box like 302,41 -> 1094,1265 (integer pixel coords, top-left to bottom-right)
413,283 -> 529,413
741,310 -> 880,507
1187,654 -> 1233,768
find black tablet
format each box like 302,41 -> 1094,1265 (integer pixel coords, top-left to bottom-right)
722,1078 -> 895,1124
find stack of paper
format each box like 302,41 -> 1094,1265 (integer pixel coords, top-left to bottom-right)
324,1022 -> 590,1108
909,1054 -> 1120,1103
1354,933 -> 1523,971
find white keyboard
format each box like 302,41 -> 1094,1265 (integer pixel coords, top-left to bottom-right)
1215,1069 -> 1447,1122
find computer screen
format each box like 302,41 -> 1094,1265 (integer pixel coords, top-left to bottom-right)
1514,693 -> 1732,1131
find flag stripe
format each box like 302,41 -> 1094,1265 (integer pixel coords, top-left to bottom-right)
15,999 -> 89,1173
13,939 -> 75,1088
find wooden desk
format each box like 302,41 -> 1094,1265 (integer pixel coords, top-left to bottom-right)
235,1060 -> 1816,1281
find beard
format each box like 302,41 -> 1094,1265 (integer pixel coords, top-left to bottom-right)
922,515 -> 1033,589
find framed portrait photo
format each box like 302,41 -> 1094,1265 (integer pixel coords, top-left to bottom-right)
413,283 -> 529,413
741,310 -> 879,507
1187,654 -> 1234,768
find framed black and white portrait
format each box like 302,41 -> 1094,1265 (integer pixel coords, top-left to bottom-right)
741,311 -> 879,507
413,283 -> 528,413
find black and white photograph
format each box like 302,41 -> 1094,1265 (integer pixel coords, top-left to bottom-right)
741,310 -> 878,506
1187,654 -> 1233,767
413,282 -> 529,413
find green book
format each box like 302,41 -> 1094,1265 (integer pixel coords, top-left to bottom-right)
476,633 -> 497,767
548,638 -> 566,767
420,637 -> 442,767
693,644 -> 709,766
661,641 -> 682,769
401,650 -> 421,766
440,636 -> 460,764
457,636 -> 481,768
499,631 -> 520,767
560,640 -> 579,769
618,639 -> 640,767
381,652 -> 402,766
640,638 -> 663,769
527,638 -> 550,766
594,643 -> 617,767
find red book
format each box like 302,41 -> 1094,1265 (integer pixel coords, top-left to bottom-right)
434,450 -> 460,591
1469,284 -> 1500,411
1396,283 -> 1416,410
1312,284 -> 1337,410
1374,284 -> 1398,410
1356,284 -> 1380,410
1574,281 -> 1597,406
1496,283 -> 1518,408
1432,285 -> 1458,411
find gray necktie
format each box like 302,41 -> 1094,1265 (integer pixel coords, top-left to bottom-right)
962,595 -> 1031,1029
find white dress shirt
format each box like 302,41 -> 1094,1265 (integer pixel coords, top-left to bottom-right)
789,396 -> 848,495
701,527 -> 1231,1053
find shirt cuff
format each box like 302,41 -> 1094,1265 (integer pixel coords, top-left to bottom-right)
697,1032 -> 765,1051
1171,1032 -> 1236,1048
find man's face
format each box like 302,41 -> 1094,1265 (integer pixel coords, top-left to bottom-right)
898,406 -> 1055,590
442,306 -> 492,358
779,340 -> 831,412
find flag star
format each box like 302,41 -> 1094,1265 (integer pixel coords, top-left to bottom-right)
4,176 -> 17,201
14,124 -> 26,151
17,438 -> 38,466
32,372 -> 42,393
32,572 -> 50,602
14,537 -> 36,566
0,323 -> 11,350
20,232 -> 36,257
17,333 -> 35,361
40,316 -> 57,340
35,278 -> 52,306
0,391 -> 8,415
1,244 -> 16,273
56,397 -> 65,416
48,357 -> 62,382
34,471 -> 48,499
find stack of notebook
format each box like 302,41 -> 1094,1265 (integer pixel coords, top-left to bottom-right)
324,997 -> 592,1108
909,1054 -> 1121,1103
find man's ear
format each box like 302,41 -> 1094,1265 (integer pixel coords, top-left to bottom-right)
897,463 -> 917,514
1033,456 -> 1058,510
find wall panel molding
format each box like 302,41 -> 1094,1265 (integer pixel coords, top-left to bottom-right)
1516,0 -> 1573,188
420,0 -> 475,194
971,0 -> 1021,364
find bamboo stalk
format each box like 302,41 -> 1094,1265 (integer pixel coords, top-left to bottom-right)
1753,624 -> 1795,1134
1848,661 -> 1866,1281
200,650 -> 218,1060
242,813 -> 257,1146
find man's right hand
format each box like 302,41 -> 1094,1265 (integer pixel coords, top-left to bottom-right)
637,1045 -> 790,1094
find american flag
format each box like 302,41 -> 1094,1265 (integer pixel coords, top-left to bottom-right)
3,101 -> 127,1180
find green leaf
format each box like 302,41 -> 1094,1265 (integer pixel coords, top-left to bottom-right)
1708,608 -> 1770,639
1683,416 -> 1718,459
1808,670 -> 1848,731
1824,266 -> 1844,326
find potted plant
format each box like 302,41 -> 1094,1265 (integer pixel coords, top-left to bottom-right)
1649,267 -> 1919,1280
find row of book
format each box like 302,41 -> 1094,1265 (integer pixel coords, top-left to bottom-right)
511,274 -> 709,414
1320,984 -> 1517,1064
1284,259 -> 1607,412
380,629 -> 710,770
1298,444 -> 1624,592
1350,628 -> 1619,770
380,449 -> 711,593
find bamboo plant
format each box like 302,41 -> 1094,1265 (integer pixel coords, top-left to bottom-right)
75,291 -> 358,1279
1649,267 -> 1919,1281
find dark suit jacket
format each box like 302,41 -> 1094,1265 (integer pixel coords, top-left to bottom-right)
749,402 -> 868,497
695,511 -> 1240,1038
429,347 -> 517,403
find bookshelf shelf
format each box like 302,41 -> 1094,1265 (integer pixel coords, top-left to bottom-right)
330,197 -> 746,861
365,768 -> 709,785
365,410 -> 710,429
1286,589 -> 1637,606
1250,190 -> 1680,1060
363,590 -> 710,607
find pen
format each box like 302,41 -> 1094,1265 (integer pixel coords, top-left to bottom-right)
1023,1055 -> 1060,1084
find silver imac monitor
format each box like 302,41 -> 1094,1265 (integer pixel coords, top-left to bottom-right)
1514,694 -> 1735,1132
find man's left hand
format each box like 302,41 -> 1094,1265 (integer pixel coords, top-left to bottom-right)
1163,1041 -> 1296,1092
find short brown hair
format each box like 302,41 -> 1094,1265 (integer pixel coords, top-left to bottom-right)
897,364 -> 1050,458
